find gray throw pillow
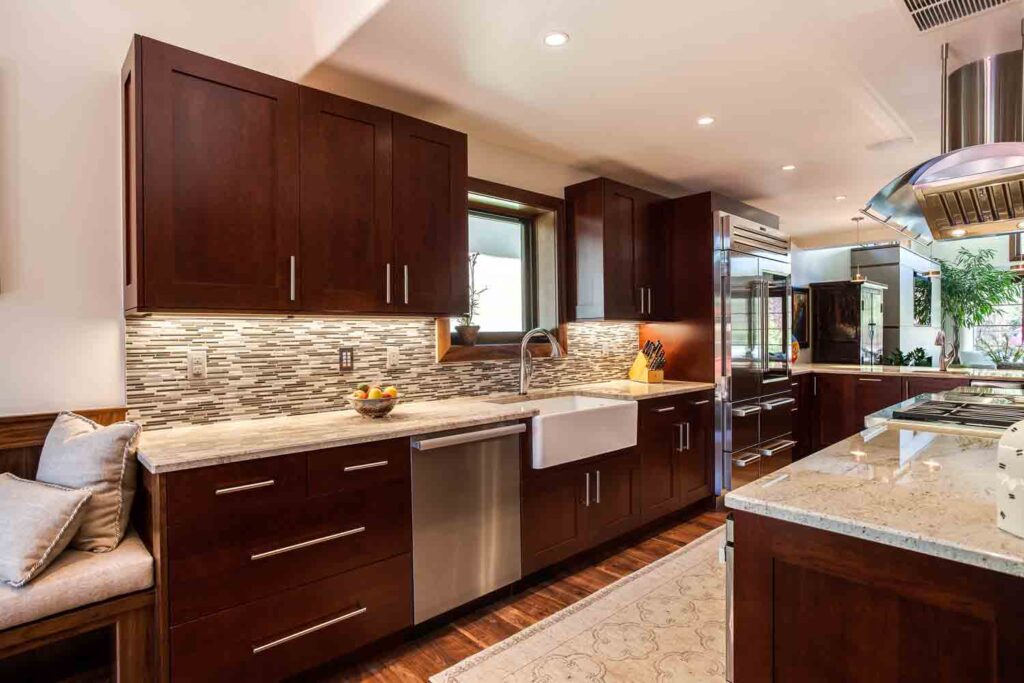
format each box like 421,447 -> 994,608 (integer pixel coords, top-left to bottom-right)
0,473 -> 92,587
36,412 -> 142,552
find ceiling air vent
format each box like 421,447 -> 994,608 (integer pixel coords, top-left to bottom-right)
903,0 -> 1014,32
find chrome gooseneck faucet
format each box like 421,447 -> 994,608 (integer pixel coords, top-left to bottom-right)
519,327 -> 564,395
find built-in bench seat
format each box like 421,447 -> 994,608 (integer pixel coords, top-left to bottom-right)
0,408 -> 155,680
0,531 -> 153,631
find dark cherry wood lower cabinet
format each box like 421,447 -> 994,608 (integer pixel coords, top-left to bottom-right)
523,392 -> 715,575
521,450 -> 643,575
903,375 -> 971,398
733,511 -> 1024,682
149,438 -> 413,681
639,392 -> 714,523
586,449 -> 642,547
521,463 -> 589,575
170,554 -> 411,682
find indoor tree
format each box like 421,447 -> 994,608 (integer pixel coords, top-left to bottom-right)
936,247 -> 1020,363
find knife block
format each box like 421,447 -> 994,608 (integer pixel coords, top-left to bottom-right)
628,352 -> 664,384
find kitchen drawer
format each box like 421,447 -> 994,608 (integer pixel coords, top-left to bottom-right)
170,553 -> 412,682
168,479 -> 411,625
307,438 -> 409,497
759,438 -> 796,476
639,396 -> 687,426
758,391 -> 794,443
727,398 -> 761,452
165,453 -> 307,529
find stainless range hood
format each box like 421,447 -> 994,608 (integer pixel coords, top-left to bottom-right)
863,29 -> 1024,243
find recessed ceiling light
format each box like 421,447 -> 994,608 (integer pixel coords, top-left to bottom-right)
949,228 -> 967,237
834,195 -> 847,201
544,31 -> 569,47
781,164 -> 796,171
697,116 -> 715,126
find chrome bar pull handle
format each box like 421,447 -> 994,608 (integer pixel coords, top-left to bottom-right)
675,422 -> 691,451
647,288 -> 652,316
252,606 -> 367,654
343,460 -> 389,473
289,256 -> 296,301
584,472 -> 590,507
215,479 -> 275,496
595,470 -> 601,504
385,263 -> 392,304
250,526 -> 366,561
652,405 -> 677,414
403,265 -> 409,304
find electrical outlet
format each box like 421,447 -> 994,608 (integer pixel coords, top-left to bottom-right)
187,347 -> 207,380
385,346 -> 401,369
339,347 -> 355,372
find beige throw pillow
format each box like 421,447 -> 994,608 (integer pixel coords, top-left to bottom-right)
0,473 -> 92,587
36,412 -> 142,552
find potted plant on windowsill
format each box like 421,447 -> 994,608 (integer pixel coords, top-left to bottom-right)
456,252 -> 487,346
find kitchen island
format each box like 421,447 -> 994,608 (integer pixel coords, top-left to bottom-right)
725,424 -> 1024,681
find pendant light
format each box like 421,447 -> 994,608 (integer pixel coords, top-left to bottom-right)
851,216 -> 867,283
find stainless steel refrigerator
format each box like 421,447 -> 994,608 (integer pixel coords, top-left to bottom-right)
715,212 -> 797,492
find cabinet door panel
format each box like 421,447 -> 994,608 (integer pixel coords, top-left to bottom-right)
141,37 -> 299,310
521,465 -> 587,575
855,376 -> 903,421
587,450 -> 642,546
392,114 -> 468,315
300,88 -> 392,312
679,394 -> 714,504
814,374 -> 858,449
602,185 -> 640,319
639,402 -> 681,523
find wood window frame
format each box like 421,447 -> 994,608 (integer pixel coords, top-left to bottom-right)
437,178 -> 568,363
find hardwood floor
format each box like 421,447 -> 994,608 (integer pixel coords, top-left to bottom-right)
300,507 -> 727,682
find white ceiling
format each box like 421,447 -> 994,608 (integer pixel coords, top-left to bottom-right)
324,0 -> 1023,245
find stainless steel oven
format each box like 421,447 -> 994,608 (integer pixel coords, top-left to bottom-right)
715,212 -> 793,492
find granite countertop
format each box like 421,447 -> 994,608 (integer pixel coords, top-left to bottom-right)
792,363 -> 1024,382
137,379 -> 715,474
725,425 -> 1024,578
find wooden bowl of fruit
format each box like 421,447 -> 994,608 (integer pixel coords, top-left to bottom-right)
348,384 -> 400,418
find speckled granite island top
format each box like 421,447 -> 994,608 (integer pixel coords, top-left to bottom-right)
792,363 -> 1024,381
725,425 -> 1024,578
138,379 -> 714,474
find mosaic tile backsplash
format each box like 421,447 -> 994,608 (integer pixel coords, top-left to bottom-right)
126,316 -> 640,429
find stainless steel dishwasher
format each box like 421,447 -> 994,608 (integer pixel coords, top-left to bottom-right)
410,422 -> 525,624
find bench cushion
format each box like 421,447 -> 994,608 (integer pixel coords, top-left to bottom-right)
0,531 -> 153,630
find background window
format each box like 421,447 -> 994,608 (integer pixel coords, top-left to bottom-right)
973,282 -> 1023,364
453,211 -> 536,341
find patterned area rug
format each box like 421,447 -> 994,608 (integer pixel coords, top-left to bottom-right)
430,527 -> 727,683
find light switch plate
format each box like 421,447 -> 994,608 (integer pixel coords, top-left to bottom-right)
187,347 -> 207,380
386,347 -> 400,369
339,347 -> 355,372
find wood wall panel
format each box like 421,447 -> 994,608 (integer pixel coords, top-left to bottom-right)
0,409 -> 128,478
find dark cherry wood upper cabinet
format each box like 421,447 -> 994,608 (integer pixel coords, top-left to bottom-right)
123,36 -> 470,317
128,36 -> 300,312
566,178 -> 666,321
392,114 -> 469,315
300,87 -> 393,313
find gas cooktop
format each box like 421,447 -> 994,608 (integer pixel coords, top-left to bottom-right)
892,394 -> 1024,430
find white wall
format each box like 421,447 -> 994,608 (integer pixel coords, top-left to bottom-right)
791,246 -> 851,287
0,1 -> 595,416
0,1 -> 392,416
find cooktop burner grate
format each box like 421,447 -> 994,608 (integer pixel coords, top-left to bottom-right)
893,400 -> 1024,429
